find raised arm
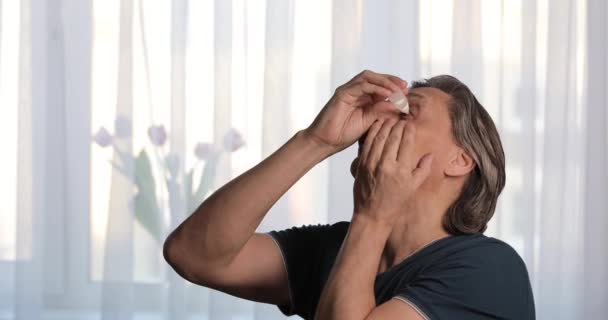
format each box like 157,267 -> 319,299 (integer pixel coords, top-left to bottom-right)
163,129 -> 331,303
163,70 -> 407,307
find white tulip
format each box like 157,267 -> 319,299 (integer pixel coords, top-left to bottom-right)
223,128 -> 245,152
148,125 -> 167,146
194,142 -> 219,160
93,127 -> 113,147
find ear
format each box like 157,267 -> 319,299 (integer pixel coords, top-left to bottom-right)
444,148 -> 476,177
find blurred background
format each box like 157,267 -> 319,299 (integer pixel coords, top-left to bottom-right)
0,0 -> 606,319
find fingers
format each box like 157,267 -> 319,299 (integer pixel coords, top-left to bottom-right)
397,122 -> 416,170
342,70 -> 407,102
395,122 -> 433,187
379,120 -> 406,164
367,119 -> 398,171
358,70 -> 402,93
359,120 -> 384,165
343,81 -> 392,100
358,118 -> 432,189
381,73 -> 408,90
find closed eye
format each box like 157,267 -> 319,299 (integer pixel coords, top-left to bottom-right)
408,103 -> 419,117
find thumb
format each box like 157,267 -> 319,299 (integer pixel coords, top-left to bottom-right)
412,153 -> 433,189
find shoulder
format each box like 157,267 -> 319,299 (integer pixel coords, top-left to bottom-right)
447,234 -> 528,271
325,221 -> 350,242
429,234 -> 532,286
264,221 -> 352,319
268,221 -> 349,238
429,234 -> 525,265
269,220 -> 349,234
436,235 -> 534,312
397,235 -> 535,319
266,221 -> 350,252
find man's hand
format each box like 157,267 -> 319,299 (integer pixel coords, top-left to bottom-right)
314,118 -> 433,320
304,70 -> 408,155
353,119 -> 433,224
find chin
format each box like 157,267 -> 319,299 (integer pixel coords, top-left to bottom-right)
350,157 -> 359,178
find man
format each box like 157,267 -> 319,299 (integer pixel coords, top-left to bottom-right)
163,70 -> 536,319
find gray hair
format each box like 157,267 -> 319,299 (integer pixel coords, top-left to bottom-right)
411,75 -> 505,234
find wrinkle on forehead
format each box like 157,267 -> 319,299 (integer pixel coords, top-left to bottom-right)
406,91 -> 426,100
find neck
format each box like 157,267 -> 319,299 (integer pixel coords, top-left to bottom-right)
377,197 -> 451,274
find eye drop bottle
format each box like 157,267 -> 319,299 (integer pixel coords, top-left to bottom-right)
385,90 -> 409,114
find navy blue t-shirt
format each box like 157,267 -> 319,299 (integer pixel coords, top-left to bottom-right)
267,221 -> 535,320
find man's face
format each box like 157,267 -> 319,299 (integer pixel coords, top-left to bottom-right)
350,87 -> 457,189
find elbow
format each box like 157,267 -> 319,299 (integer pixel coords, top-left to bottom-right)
163,232 -> 182,274
163,231 -> 196,282
162,233 -> 175,266
162,230 -> 215,286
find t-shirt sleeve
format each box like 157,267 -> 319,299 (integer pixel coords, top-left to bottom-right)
393,241 -> 535,320
265,222 -> 347,319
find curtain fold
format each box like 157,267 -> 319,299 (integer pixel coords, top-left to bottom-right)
583,0 -> 608,317
518,0 -> 538,281
257,0 -> 294,233
15,0 -> 41,318
165,0 -> 189,319
536,0 -> 584,318
101,0 -> 134,319
2,0 -> 607,319
451,0 -> 482,93
206,0 -> 237,318
326,0 -> 363,224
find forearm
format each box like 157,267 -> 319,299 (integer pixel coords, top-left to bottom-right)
165,130 -> 332,269
315,213 -> 392,320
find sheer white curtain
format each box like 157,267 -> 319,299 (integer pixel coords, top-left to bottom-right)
0,0 -> 606,319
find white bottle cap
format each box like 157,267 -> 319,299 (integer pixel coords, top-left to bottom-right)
385,90 -> 409,114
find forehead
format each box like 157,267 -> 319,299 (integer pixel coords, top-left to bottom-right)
408,87 -> 452,107
407,87 -> 453,128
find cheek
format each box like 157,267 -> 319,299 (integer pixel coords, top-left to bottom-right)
413,132 -> 445,172
413,131 -> 434,157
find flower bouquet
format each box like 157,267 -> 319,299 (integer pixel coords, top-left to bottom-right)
92,116 -> 245,243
